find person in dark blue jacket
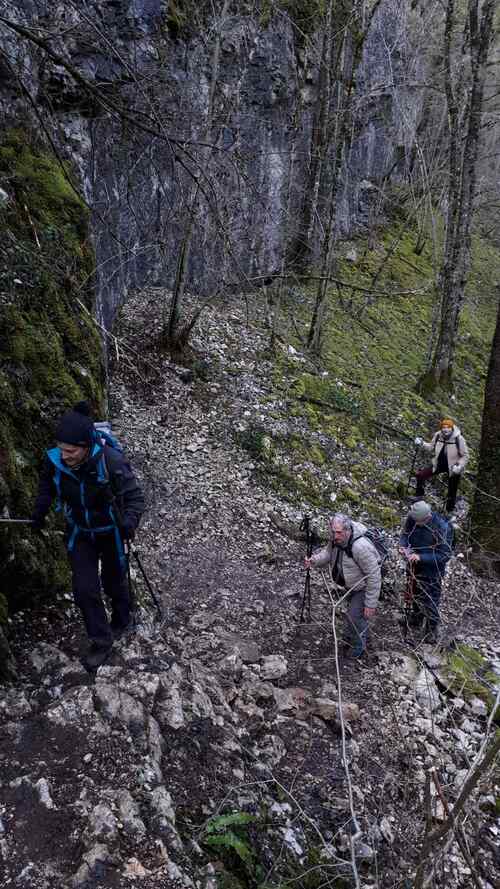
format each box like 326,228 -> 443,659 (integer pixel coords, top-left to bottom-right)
31,403 -> 144,670
399,500 -> 453,643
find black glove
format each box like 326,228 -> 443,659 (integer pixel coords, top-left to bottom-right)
120,519 -> 136,542
31,515 -> 46,535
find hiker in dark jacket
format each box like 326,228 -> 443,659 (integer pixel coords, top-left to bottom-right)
31,403 -> 144,670
414,418 -> 469,512
305,513 -> 381,659
399,500 -> 453,643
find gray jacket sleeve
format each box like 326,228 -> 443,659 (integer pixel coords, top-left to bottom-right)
310,540 -> 332,569
456,435 -> 470,470
351,538 -> 381,609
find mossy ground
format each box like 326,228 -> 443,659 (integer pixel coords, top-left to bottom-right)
243,218 -> 500,528
444,643 -> 500,723
0,130 -> 105,673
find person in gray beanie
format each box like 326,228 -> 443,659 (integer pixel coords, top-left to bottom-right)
399,501 -> 453,643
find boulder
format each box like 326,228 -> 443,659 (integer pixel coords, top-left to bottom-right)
261,655 -> 288,680
414,668 -> 441,713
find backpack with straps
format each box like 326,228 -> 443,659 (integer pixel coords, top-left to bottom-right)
48,421 -> 126,558
346,527 -> 391,598
347,527 -> 390,567
433,513 -> 455,555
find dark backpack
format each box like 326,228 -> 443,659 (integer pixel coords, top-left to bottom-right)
433,514 -> 455,556
347,527 -> 390,568
346,528 -> 392,598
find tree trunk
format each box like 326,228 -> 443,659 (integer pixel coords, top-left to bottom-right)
286,0 -> 334,270
421,0 -> 495,392
307,1 -> 381,354
162,0 -> 231,351
470,291 -> 500,578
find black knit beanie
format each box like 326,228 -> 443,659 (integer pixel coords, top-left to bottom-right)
55,402 -> 94,446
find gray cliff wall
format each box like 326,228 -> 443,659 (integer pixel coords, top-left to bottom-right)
0,1 -> 425,328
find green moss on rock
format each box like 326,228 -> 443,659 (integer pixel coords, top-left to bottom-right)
0,130 -> 105,679
445,644 -> 500,722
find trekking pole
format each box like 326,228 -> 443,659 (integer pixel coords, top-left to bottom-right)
405,445 -> 418,497
113,473 -> 137,620
122,538 -> 136,621
0,518 -> 34,524
129,548 -> 163,620
111,471 -> 162,621
299,514 -> 313,623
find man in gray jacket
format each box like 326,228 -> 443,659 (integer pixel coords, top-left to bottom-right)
305,513 -> 382,658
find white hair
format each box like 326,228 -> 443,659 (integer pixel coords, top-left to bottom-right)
330,513 -> 352,532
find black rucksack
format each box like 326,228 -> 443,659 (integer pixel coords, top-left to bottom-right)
347,527 -> 390,567
432,514 -> 455,556
347,528 -> 391,598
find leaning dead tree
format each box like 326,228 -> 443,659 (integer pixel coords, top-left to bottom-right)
419,0 -> 496,392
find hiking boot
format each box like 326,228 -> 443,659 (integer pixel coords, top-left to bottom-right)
83,641 -> 113,672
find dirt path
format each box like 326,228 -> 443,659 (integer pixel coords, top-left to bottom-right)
1,289 -> 499,889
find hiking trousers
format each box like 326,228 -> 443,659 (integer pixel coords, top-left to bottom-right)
409,572 -> 442,630
68,531 -> 130,646
415,465 -> 460,510
344,588 -> 368,656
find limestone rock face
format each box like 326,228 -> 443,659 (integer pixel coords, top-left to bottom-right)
0,2 -> 426,330
0,0 -> 428,679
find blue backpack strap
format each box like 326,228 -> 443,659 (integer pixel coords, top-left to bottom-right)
47,445 -> 126,568
96,451 -> 126,567
47,446 -> 76,511
93,425 -> 123,452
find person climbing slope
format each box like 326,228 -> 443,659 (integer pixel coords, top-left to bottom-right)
305,513 -> 382,659
413,418 -> 469,512
399,500 -> 453,644
30,402 -> 144,670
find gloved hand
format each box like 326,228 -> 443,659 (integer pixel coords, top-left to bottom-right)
451,463 -> 462,475
414,436 -> 423,446
120,519 -> 136,542
31,515 -> 46,532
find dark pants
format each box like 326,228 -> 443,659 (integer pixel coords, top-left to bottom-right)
68,532 -> 130,646
344,589 -> 368,655
415,465 -> 460,510
408,571 -> 442,630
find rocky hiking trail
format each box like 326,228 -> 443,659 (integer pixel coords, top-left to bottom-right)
1,291 -> 500,889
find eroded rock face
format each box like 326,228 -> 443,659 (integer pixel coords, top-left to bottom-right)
0,0 -> 426,678
0,1 -> 425,329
